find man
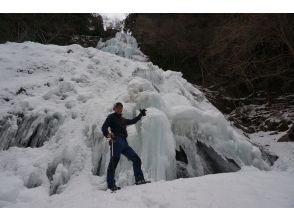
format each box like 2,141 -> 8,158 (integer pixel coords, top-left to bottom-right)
101,102 -> 148,191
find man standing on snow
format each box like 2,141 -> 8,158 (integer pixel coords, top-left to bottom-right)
101,102 -> 148,191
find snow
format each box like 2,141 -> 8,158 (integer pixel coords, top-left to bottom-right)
2,168 -> 294,208
249,131 -> 294,173
0,34 -> 293,207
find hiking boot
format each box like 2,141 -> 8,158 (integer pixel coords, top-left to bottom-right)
135,179 -> 151,185
109,185 -> 121,192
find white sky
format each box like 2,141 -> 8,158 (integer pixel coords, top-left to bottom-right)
2,0 -> 294,13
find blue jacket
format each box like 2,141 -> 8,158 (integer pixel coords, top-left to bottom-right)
101,112 -> 143,138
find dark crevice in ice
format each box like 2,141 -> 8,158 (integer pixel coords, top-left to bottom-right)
196,140 -> 241,174
175,140 -> 241,178
95,156 -> 103,176
175,145 -> 188,164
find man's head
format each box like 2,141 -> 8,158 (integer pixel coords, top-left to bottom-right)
113,102 -> 123,114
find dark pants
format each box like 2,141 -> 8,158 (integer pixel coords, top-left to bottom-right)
107,136 -> 144,189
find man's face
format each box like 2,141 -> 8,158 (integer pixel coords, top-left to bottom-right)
114,105 -> 123,114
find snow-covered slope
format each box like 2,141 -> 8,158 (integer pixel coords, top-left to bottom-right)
0,33 -> 293,207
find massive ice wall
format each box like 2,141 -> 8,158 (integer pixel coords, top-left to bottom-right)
0,34 -> 270,197
92,63 -> 269,184
92,33 -> 270,183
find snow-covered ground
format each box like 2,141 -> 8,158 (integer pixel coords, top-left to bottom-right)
3,167 -> 294,208
0,33 -> 293,207
250,131 -> 294,173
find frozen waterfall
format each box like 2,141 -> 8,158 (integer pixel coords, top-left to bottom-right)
0,34 -> 271,198
91,62 -> 269,186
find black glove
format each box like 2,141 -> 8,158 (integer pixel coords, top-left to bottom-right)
140,108 -> 147,116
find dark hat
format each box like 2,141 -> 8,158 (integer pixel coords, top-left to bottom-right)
114,102 -> 123,108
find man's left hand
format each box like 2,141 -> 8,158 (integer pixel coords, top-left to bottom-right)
140,108 -> 147,116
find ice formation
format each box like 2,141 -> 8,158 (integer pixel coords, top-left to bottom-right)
97,32 -> 147,62
0,33 -> 270,206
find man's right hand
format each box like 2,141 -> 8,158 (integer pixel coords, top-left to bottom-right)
107,133 -> 115,139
